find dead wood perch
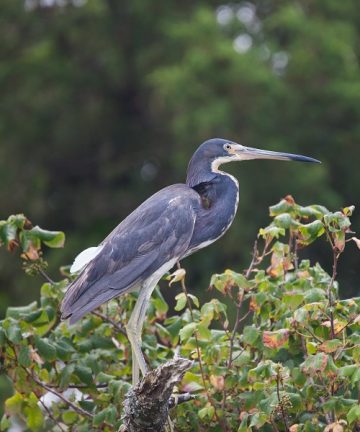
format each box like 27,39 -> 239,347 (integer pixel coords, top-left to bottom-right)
120,357 -> 193,432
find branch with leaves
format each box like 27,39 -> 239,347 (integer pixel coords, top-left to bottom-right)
1,198 -> 360,431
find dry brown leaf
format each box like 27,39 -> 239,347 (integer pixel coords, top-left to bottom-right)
30,348 -> 44,365
210,374 -> 224,391
284,195 -> 295,205
321,319 -> 344,334
263,329 -> 289,349
167,268 -> 186,286
22,242 -> 40,261
7,239 -> 19,252
324,422 -> 344,432
249,296 -> 259,312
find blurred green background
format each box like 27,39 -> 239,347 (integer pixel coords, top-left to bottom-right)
0,0 -> 359,315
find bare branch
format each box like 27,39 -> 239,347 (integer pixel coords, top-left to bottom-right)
120,357 -> 193,432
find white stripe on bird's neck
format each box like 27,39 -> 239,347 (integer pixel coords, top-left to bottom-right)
211,157 -> 239,189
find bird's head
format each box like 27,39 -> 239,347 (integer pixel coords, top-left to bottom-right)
186,138 -> 320,187
200,138 -> 320,166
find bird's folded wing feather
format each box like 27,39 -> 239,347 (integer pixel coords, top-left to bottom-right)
61,185 -> 199,324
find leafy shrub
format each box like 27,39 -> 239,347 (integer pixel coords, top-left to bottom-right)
0,197 -> 359,431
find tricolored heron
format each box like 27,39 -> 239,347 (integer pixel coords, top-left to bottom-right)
61,138 -> 319,383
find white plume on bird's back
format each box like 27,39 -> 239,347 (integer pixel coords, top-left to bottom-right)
70,245 -> 104,274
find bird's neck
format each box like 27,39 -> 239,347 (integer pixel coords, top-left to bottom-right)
184,171 -> 239,255
191,172 -> 239,210
187,153 -> 239,215
186,156 -> 218,187
186,155 -> 238,190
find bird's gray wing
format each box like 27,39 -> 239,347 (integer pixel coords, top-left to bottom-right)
61,184 -> 199,324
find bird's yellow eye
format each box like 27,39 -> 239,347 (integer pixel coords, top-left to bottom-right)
224,143 -> 232,151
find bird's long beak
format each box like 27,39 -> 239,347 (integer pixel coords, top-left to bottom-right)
233,145 -> 321,163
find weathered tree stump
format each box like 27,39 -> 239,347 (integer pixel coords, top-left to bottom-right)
120,357 -> 193,432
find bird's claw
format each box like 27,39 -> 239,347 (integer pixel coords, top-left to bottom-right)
168,392 -> 195,408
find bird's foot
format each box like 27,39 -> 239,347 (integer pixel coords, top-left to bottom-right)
168,392 -> 195,408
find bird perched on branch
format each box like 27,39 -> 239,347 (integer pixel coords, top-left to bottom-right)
61,138 -> 319,383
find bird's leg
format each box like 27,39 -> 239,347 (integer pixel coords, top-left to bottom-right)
126,286 -> 152,385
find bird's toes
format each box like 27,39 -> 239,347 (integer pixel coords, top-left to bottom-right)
168,392 -> 195,408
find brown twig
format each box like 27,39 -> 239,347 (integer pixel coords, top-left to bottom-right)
38,268 -> 56,285
24,368 -> 93,419
37,395 -> 67,432
335,315 -> 357,336
92,310 -> 128,337
324,226 -> 341,340
46,382 -> 108,389
303,327 -> 323,344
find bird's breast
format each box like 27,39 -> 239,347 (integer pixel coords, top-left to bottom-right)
184,174 -> 239,257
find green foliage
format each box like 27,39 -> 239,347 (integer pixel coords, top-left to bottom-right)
0,198 -> 360,431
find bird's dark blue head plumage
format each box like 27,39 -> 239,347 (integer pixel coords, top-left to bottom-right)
186,138 -> 236,187
186,138 -> 320,188
190,138 -> 235,160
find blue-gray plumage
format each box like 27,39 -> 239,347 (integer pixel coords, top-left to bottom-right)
61,138 -> 319,383
61,184 -> 200,323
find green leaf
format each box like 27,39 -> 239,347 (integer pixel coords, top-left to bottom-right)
339,365 -> 357,377
74,365 -> 93,386
97,372 -> 116,383
273,213 -> 293,229
283,293 -> 304,309
319,339 -> 342,353
6,302 -> 38,319
269,199 -> 294,216
237,413 -> 250,432
62,411 -> 78,425
5,322 -> 22,343
152,287 -> 169,315
5,392 -> 24,414
0,328 -> 6,346
298,205 -> 327,219
174,292 -> 187,311
188,293 -> 200,308
232,350 -> 251,367
351,368 -> 360,385
258,226 -> 285,240
0,415 -> 11,431
59,364 -> 75,389
93,409 -> 107,427
24,401 -> 44,431
179,322 -> 197,341
182,371 -> 204,392
197,322 -> 211,340
298,220 -> 324,245
29,226 -> 65,248
34,336 -> 56,362
249,412 -> 268,428
0,220 -> 18,247
304,288 -> 326,302
18,345 -> 32,368
347,404 -> 360,424
198,405 -> 214,420
301,353 -> 329,374
243,326 -> 259,346
224,270 -> 251,290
